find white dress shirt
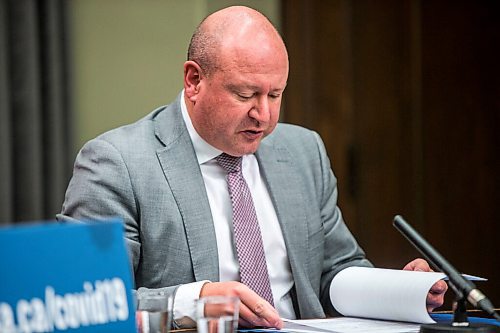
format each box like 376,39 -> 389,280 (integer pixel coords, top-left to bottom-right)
173,92 -> 296,324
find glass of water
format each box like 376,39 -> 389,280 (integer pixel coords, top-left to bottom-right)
136,291 -> 173,333
196,296 -> 240,333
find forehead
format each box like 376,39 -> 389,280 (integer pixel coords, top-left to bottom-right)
214,41 -> 288,86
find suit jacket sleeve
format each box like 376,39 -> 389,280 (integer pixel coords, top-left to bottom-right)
60,137 -> 180,299
61,138 -> 142,269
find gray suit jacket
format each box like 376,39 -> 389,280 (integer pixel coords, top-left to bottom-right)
61,93 -> 372,319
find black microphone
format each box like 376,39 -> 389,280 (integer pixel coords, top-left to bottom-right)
393,215 -> 500,323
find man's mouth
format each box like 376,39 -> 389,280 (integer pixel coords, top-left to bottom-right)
241,129 -> 264,140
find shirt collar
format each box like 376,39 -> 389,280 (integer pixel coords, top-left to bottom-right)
180,90 -> 222,165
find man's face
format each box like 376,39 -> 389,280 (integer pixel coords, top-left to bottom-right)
188,44 -> 289,157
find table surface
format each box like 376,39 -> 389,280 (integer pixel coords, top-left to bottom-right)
170,311 -> 500,333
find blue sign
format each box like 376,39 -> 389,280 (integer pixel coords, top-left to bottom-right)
0,219 -> 136,333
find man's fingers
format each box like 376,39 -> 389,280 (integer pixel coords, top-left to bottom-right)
200,281 -> 282,329
426,292 -> 445,312
238,301 -> 274,327
238,316 -> 255,328
402,259 -> 448,312
239,295 -> 282,328
403,258 -> 431,271
430,280 -> 448,295
426,280 -> 448,312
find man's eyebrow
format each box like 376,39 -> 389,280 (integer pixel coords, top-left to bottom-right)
225,83 -> 260,91
225,83 -> 287,93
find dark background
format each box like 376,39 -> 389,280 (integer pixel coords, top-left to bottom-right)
282,0 -> 499,309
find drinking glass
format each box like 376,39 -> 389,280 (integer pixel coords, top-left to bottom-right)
196,296 -> 240,333
136,292 -> 173,333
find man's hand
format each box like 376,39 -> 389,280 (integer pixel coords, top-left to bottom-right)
403,258 -> 448,312
200,281 -> 283,329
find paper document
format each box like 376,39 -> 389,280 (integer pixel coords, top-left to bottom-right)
329,267 -> 486,324
445,273 -> 486,281
283,317 -> 420,333
275,268 -> 487,333
330,267 -> 444,323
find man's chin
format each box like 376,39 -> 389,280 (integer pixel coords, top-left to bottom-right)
226,144 -> 260,157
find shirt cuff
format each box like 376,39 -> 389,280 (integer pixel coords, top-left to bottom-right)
173,280 -> 210,328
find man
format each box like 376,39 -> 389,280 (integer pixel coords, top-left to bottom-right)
60,6 -> 447,329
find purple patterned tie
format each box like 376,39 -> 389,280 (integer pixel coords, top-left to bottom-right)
216,153 -> 274,306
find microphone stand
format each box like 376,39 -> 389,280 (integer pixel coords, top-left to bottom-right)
393,215 -> 499,332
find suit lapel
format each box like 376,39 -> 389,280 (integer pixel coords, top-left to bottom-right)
154,95 -> 219,282
257,136 -> 325,318
256,138 -> 308,278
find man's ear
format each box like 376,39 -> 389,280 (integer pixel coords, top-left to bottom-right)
184,61 -> 203,102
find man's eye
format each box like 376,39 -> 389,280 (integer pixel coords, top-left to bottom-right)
237,93 -> 253,100
269,94 -> 281,99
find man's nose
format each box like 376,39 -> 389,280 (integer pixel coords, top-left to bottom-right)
249,96 -> 271,124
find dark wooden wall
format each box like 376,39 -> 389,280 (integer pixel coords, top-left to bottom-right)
282,0 -> 499,308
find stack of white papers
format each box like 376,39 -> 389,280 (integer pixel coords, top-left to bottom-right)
283,317 -> 420,333
274,267 -> 486,333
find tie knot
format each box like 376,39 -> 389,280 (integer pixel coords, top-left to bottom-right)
216,153 -> 242,174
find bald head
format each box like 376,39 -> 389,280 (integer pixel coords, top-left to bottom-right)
187,6 -> 288,76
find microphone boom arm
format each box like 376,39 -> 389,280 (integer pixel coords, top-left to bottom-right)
393,215 -> 500,321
